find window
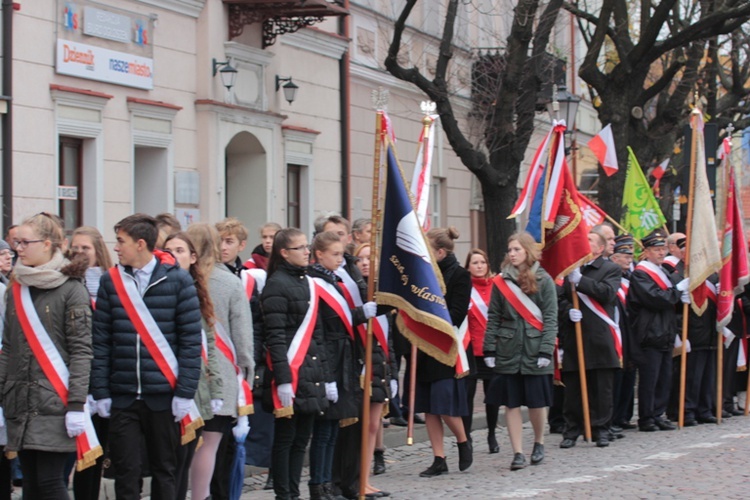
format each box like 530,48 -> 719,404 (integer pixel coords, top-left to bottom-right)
59,137 -> 83,233
287,164 -> 302,228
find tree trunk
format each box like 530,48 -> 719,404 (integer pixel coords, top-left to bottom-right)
482,180 -> 518,273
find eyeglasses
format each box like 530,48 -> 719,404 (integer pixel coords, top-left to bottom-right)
286,245 -> 311,252
13,239 -> 44,249
0,249 -> 14,257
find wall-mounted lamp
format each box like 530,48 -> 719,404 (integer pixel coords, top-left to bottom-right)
275,76 -> 299,105
213,58 -> 238,91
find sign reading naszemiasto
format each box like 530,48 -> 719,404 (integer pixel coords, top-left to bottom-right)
56,39 -> 154,90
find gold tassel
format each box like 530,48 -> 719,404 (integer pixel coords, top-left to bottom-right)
75,445 -> 104,472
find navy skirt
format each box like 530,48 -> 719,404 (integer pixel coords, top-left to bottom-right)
414,378 -> 469,417
485,373 -> 553,409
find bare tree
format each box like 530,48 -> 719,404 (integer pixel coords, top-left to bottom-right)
385,0 -> 564,270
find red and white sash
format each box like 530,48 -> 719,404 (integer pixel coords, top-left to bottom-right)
270,276 -> 319,417
311,277 -> 354,339
109,266 -> 204,443
663,255 -> 680,270
469,286 -> 489,330
617,278 -> 630,305
635,261 -> 672,290
13,283 -> 102,471
372,314 -> 390,361
705,280 -> 717,303
493,275 -> 544,331
214,321 -> 254,416
334,268 -> 370,345
454,316 -> 470,377
200,329 -> 208,365
576,291 -> 623,361
240,268 -> 266,299
244,257 -> 258,270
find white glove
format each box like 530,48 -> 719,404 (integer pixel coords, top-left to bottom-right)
232,415 -> 250,442
484,357 -> 496,368
676,278 -> 690,292
569,308 -> 582,322
537,357 -> 551,368
86,395 -> 97,416
325,382 -> 339,403
210,399 -> 224,414
278,383 -> 295,408
96,398 -> 112,419
569,268 -> 582,285
363,302 -> 377,319
390,379 -> 398,399
0,407 -> 5,427
680,290 -> 691,304
65,411 -> 86,438
685,339 -> 692,353
171,396 -> 193,422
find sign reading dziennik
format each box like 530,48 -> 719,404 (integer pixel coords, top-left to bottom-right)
56,39 -> 154,90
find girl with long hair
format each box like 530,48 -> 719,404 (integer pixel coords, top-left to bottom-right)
0,213 -> 92,498
483,232 -> 557,470
185,223 -> 253,500
463,248 -> 501,454
163,232 -> 222,500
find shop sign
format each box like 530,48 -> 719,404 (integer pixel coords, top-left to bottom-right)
83,6 -> 131,44
58,185 -> 79,200
56,39 -> 154,90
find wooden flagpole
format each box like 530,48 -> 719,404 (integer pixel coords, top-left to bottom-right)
717,325 -> 724,423
407,344 -> 417,445
678,108 -> 701,429
359,89 -> 388,500
571,282 -> 592,442
746,348 -> 750,416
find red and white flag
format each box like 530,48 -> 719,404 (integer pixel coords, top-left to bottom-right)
411,114 -> 439,229
652,158 -> 670,180
588,124 -> 619,177
577,193 -> 608,230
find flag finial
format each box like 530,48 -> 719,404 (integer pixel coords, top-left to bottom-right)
371,87 -> 389,111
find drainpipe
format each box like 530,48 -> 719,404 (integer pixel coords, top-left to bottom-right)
1,0 -> 13,232
339,0 -> 350,218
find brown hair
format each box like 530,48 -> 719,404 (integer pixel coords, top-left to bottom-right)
260,222 -> 282,235
314,213 -> 351,235
464,248 -> 493,279
155,213 -> 182,233
164,231 -> 215,327
72,226 -> 113,269
268,227 -> 305,276
186,223 -> 221,280
312,231 -> 344,257
502,232 -> 539,295
115,214 -> 158,251
22,212 -> 65,253
426,226 -> 460,254
353,242 -> 371,259
215,217 -> 249,242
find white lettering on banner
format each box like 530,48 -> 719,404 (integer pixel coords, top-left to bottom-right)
56,39 -> 154,90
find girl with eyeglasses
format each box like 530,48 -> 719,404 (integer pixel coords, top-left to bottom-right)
262,228 -> 331,500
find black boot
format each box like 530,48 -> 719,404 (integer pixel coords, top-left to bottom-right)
487,432 -> 499,454
264,471 -> 274,490
309,483 -> 325,500
457,440 -> 473,471
373,449 -> 386,475
419,456 -> 448,477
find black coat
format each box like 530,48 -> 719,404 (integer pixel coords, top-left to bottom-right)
416,253 -> 471,383
308,266 -> 365,420
92,257 -> 202,411
670,262 -> 719,351
560,257 -> 622,371
261,261 -> 329,416
626,262 -> 682,361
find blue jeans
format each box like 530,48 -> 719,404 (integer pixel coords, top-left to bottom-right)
308,419 -> 339,485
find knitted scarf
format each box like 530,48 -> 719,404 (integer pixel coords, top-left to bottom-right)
12,250 -> 70,289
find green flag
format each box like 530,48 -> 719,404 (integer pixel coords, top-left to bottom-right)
620,146 -> 666,242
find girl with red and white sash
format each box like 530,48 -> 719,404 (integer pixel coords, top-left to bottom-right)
308,231 -> 378,499
163,232 -> 224,500
262,228 -> 331,500
0,213 -> 95,498
483,232 -> 558,471
184,224 -> 254,500
69,226 -> 113,500
463,248 -> 501,454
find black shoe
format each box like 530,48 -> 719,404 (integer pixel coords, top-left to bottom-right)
722,410 -> 732,419
457,440 -> 473,471
731,408 -> 744,416
510,452 -> 527,470
610,425 -> 623,434
309,483 -> 326,500
419,456 -> 448,477
697,416 -> 718,424
263,473 -> 274,490
390,416 -> 408,427
639,423 -> 658,432
617,421 -> 637,430
413,413 -> 426,424
530,443 -> 544,465
596,436 -> 610,447
559,438 -> 576,449
373,449 -> 386,475
683,419 -> 698,427
487,433 -> 499,454
609,430 -> 625,440
654,419 -> 676,431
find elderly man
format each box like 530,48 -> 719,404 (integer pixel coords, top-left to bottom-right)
592,224 -> 616,257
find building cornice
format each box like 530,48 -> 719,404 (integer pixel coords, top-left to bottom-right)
136,0 -> 206,18
281,27 -> 349,60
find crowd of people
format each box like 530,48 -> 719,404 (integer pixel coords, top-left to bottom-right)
0,210 -> 747,500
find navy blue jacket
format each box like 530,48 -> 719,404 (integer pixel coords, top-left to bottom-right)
91,256 -> 202,411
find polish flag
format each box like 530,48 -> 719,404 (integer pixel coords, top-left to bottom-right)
588,124 -> 619,176
652,158 -> 670,180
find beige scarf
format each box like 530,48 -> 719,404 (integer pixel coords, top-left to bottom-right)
12,250 -> 70,289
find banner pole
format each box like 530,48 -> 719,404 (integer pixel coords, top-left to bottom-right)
571,282 -> 592,442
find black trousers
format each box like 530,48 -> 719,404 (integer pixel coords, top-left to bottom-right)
72,415 -> 109,500
18,449 -> 70,500
109,400 -> 180,500
333,420 -> 361,497
175,428 -> 202,500
0,452 -> 10,500
636,349 -> 672,426
272,412 -> 315,500
562,368 -> 615,440
723,335 -> 741,410
612,368 -> 636,425
685,349 -> 716,420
